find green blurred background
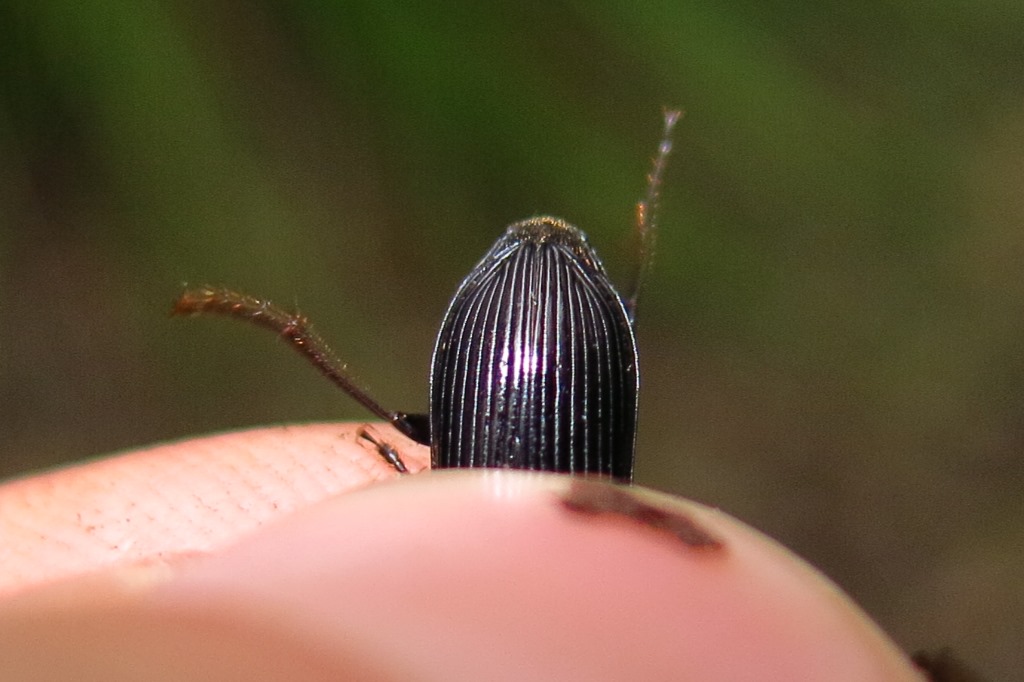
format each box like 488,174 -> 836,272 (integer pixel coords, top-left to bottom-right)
1,1 -> 1022,677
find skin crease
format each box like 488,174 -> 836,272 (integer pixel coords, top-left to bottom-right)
0,423 -> 928,681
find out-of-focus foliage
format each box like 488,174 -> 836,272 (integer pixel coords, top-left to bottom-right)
1,1 -> 1021,677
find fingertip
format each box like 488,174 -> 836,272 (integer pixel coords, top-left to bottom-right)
0,422 -> 428,596
146,471 -> 923,681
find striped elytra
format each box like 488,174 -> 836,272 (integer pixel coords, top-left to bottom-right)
430,216 -> 638,481
172,110 -> 679,483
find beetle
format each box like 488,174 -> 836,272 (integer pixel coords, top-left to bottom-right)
173,110 -> 680,483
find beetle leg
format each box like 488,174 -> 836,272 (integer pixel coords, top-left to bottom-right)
357,425 -> 409,474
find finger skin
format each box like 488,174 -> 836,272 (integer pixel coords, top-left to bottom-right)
0,422 -> 429,596
0,427 -> 925,680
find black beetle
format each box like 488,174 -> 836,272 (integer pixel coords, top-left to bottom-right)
174,110 -> 680,483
